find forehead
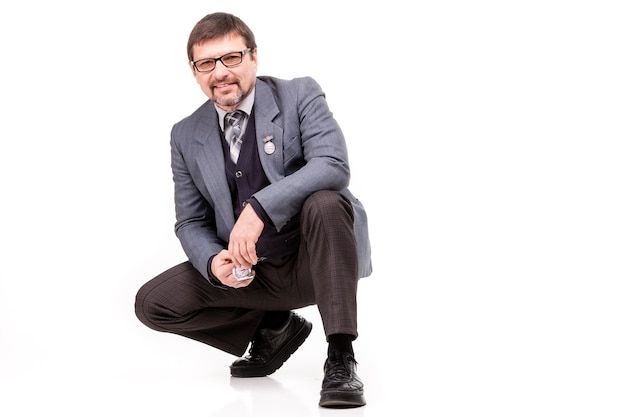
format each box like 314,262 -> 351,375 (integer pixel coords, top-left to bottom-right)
192,34 -> 246,60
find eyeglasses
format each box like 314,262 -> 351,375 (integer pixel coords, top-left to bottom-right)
191,48 -> 252,73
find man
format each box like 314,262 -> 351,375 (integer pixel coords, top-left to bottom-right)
135,12 -> 372,408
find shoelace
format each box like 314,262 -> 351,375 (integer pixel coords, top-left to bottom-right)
325,354 -> 356,380
245,330 -> 276,359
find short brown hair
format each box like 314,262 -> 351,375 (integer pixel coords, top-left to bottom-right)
187,12 -> 257,61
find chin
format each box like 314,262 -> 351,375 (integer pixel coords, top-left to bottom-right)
217,87 -> 246,106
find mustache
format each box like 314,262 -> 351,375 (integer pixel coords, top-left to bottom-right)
210,77 -> 239,88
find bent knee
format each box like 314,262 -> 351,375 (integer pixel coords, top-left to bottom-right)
134,283 -> 172,332
303,190 -> 353,220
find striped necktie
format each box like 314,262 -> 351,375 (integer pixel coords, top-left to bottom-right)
224,110 -> 245,163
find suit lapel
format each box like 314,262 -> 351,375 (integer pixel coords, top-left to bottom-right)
253,80 -> 285,183
193,105 -> 236,229
191,79 -> 284,231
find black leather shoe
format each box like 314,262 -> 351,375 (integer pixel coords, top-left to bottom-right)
230,311 -> 312,377
319,352 -> 366,408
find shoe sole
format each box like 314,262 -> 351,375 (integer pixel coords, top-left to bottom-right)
319,391 -> 366,408
230,319 -> 312,377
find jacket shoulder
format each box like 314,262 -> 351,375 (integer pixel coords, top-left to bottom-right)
171,99 -> 216,140
257,75 -> 321,94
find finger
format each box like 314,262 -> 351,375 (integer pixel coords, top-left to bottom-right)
230,239 -> 240,254
235,242 -> 255,268
238,247 -> 254,267
228,241 -> 244,268
245,240 -> 258,265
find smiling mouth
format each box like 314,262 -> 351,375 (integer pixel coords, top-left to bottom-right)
213,80 -> 238,90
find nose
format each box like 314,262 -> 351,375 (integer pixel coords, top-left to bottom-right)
212,59 -> 230,77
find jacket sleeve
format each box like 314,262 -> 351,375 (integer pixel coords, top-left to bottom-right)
253,76 -> 352,231
170,123 -> 226,281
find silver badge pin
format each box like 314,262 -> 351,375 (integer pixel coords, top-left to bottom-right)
263,135 -> 275,154
264,141 -> 276,154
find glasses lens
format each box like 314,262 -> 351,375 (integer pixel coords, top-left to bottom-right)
221,52 -> 243,67
195,59 -> 216,72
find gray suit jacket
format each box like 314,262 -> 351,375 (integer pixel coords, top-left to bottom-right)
170,76 -> 372,280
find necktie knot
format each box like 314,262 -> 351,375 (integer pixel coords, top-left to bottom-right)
225,110 -> 245,130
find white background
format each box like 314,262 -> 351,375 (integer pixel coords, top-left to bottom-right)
1,1 -> 625,416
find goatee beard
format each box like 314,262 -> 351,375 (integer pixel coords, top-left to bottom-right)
215,91 -> 243,107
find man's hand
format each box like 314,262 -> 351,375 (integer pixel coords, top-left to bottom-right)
211,249 -> 255,288
228,203 -> 264,269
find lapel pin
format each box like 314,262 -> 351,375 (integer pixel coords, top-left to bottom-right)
263,135 -> 275,154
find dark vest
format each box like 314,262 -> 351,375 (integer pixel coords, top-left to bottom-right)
221,110 -> 300,259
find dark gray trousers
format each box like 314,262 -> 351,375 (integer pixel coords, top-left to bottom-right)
135,190 -> 359,356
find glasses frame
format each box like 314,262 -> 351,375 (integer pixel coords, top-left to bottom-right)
191,48 -> 252,73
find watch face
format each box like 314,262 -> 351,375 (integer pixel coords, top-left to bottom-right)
233,266 -> 253,281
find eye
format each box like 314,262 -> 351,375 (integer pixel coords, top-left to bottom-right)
196,59 -> 215,70
222,53 -> 241,65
